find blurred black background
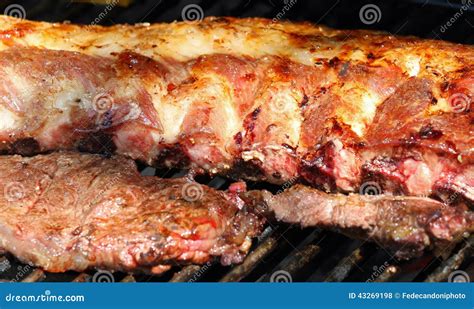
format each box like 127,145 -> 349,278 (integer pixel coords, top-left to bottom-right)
0,0 -> 473,43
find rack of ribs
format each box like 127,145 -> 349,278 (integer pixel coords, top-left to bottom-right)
0,16 -> 472,204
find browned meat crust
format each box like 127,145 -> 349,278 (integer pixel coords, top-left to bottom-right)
0,16 -> 472,205
244,185 -> 474,259
0,152 -> 263,273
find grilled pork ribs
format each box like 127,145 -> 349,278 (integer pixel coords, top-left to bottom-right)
0,16 -> 472,205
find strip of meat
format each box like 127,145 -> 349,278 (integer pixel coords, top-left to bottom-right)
0,152 -> 263,273
243,185 -> 474,259
0,16 -> 473,204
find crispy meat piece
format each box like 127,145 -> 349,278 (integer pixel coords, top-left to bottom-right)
0,152 -> 263,273
244,185 -> 474,259
0,16 -> 473,204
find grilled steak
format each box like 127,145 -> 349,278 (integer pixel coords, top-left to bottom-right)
243,185 -> 474,259
0,152 -> 263,273
0,16 -> 473,204
0,150 -> 469,268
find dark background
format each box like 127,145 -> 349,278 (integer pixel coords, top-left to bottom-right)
1,0 -> 474,44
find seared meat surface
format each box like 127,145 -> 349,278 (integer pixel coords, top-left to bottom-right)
0,16 -> 472,205
244,185 -> 474,259
0,152 -> 263,273
0,151 -> 470,269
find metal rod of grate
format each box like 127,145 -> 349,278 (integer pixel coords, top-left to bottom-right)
7,232 -> 471,283
425,236 -> 474,282
324,248 -> 364,282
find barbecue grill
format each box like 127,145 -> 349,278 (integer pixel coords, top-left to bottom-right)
0,0 -> 472,282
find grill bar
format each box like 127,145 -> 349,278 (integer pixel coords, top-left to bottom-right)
220,228 -> 280,282
424,236 -> 474,282
72,273 -> 91,282
324,248 -> 364,282
260,243 -> 320,282
121,274 -> 136,282
373,266 -> 400,282
259,230 -> 322,282
170,265 -> 205,283
22,269 -> 45,283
